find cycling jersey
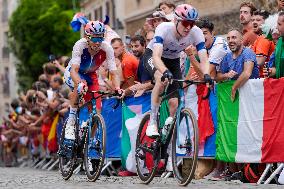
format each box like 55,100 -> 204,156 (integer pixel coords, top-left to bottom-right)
68,38 -> 116,73
147,22 -> 206,59
207,36 -> 230,70
64,38 -> 116,89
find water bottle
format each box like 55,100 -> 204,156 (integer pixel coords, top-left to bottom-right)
162,117 -> 174,136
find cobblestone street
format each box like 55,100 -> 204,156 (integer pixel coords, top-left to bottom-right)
0,167 -> 283,189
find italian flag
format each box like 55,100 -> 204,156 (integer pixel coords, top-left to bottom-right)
121,93 -> 170,172
185,84 -> 216,157
121,93 -> 151,173
216,78 -> 284,163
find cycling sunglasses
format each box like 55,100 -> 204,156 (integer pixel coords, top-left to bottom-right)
88,36 -> 104,43
180,20 -> 194,28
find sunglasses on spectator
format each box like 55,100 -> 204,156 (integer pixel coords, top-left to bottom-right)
180,20 -> 194,28
88,36 -> 104,43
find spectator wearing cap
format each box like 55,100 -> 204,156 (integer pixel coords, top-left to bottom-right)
158,0 -> 176,21
146,10 -> 170,30
251,9 -> 275,78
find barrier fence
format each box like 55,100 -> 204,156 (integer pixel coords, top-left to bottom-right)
5,78 -> 284,183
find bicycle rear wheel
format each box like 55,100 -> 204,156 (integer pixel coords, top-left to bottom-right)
135,113 -> 160,184
172,108 -> 199,186
58,118 -> 77,180
84,114 -> 106,182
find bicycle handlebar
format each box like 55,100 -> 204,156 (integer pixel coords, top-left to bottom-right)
78,90 -> 122,109
159,79 -> 212,100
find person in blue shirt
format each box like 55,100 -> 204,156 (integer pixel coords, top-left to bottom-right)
216,29 -> 259,101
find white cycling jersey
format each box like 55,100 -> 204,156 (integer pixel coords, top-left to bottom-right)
207,36 -> 230,70
147,22 -> 206,59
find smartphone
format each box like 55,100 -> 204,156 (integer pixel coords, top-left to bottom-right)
125,35 -> 131,45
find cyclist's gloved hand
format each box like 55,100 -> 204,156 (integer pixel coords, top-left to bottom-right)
161,69 -> 173,82
114,87 -> 124,98
77,81 -> 88,95
204,74 -> 213,85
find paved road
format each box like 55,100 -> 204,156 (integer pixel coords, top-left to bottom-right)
0,167 -> 282,189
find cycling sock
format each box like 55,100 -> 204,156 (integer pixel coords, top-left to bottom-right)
149,105 -> 159,126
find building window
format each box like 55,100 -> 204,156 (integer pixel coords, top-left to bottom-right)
106,2 -> 110,18
4,102 -> 9,113
94,7 -> 102,20
94,9 -> 98,20
110,0 -> 116,29
2,67 -> 10,97
2,32 -> 9,59
2,0 -> 8,23
99,6 -> 103,20
4,32 -> 8,46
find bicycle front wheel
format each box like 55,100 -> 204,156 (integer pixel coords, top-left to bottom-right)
84,114 -> 106,182
135,113 -> 160,184
58,118 -> 77,180
172,108 -> 199,186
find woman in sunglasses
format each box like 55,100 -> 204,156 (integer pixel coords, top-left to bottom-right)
62,20 -> 122,152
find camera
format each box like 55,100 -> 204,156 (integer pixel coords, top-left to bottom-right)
48,54 -> 56,62
124,35 -> 131,45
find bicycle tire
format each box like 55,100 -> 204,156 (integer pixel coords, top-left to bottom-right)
58,117 -> 77,180
172,108 -> 199,186
135,113 -> 160,184
84,114 -> 106,182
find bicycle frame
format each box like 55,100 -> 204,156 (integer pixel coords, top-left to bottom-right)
159,80 -> 205,154
159,85 -> 185,144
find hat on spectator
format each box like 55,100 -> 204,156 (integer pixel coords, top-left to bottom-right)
146,10 -> 170,22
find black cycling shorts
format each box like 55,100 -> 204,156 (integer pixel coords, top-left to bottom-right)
143,48 -> 182,99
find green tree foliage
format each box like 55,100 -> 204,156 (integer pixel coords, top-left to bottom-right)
9,0 -> 80,91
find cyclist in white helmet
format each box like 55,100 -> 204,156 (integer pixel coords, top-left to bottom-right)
61,20 -> 122,155
145,4 -> 212,137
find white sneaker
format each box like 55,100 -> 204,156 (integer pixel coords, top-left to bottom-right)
88,158 -> 93,172
65,118 -> 76,140
146,124 -> 159,137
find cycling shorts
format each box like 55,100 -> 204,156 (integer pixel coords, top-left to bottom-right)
143,48 -> 182,99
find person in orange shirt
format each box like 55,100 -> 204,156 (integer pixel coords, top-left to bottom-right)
111,38 -> 139,89
251,10 -> 275,78
239,2 -> 258,47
